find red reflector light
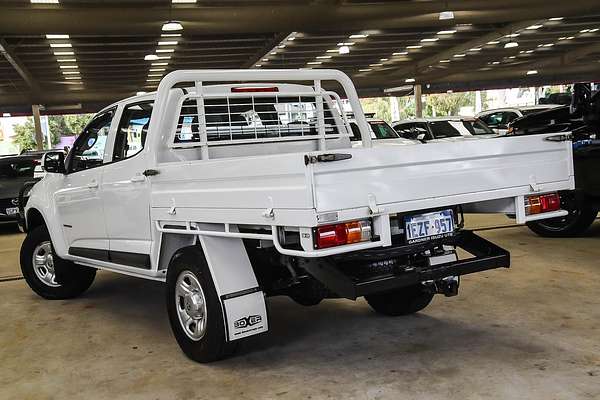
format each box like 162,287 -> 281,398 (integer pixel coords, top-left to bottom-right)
315,220 -> 372,249
231,86 -> 279,93
525,193 -> 561,215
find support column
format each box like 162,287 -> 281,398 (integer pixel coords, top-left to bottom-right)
31,104 -> 44,150
414,84 -> 423,118
389,96 -> 400,122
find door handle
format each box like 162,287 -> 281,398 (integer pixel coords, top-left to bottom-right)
130,175 -> 146,183
87,180 -> 99,189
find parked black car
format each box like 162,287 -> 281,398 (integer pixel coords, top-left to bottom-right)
0,154 -> 40,229
508,84 -> 600,237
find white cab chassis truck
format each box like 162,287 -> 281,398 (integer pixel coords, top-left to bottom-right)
21,70 -> 574,362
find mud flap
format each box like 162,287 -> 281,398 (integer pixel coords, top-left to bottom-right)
197,225 -> 268,341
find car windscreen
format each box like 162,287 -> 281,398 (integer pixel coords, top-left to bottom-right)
462,119 -> 495,135
428,121 -> 465,138
368,121 -> 399,139
0,159 -> 36,180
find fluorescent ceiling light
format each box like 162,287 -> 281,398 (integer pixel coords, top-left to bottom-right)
439,59 -> 450,63
542,43 -> 554,47
262,58 -> 269,61
337,42 -> 355,46
31,0 -> 59,3
64,76 -> 81,80
50,43 -> 72,48
158,41 -> 178,46
369,63 -> 383,67
580,29 -> 590,33
439,11 -> 455,20
549,17 -> 564,21
504,41 -> 519,48
393,51 -> 408,56
526,50 -> 534,53
270,51 -> 277,55
62,71 -> 80,75
148,74 -> 163,77
254,64 -> 262,68
469,48 -> 482,51
349,34 -> 368,39
147,78 -> 161,82
526,25 -> 543,30
53,51 -> 74,56
526,70 -> 538,75
156,49 -> 175,53
307,61 -> 322,65
46,34 -> 69,39
421,38 -> 439,42
162,21 -> 183,31
56,58 -> 76,62
487,40 -> 500,45
359,68 -> 372,72
491,61 -> 500,65
161,33 -> 181,37
405,78 -> 415,83
287,36 -> 296,41
406,45 -> 422,49
172,0 -> 196,3
338,46 -> 350,54
150,68 -> 166,72
506,33 -> 520,38
59,65 -> 78,69
152,62 -> 169,66
326,49 -> 338,53
316,55 -> 332,59
590,28 -> 599,33
437,30 -> 456,35
2,113 -> 11,117
157,56 -> 171,60
136,91 -> 147,96
144,54 -> 159,61
380,58 -> 388,61
453,53 -> 466,57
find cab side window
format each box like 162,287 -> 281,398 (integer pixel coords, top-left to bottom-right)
68,110 -> 114,173
393,123 -> 413,138
480,112 -> 504,127
113,102 -> 154,161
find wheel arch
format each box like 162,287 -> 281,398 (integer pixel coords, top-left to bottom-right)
26,207 -> 47,231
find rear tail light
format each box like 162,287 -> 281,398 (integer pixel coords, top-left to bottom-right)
525,193 -> 561,215
315,219 -> 372,249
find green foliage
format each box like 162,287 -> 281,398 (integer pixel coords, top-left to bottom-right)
360,98 -> 391,121
423,92 -> 475,117
11,113 -> 92,152
12,118 -> 37,151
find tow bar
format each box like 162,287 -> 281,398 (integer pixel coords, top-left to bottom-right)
423,276 -> 460,297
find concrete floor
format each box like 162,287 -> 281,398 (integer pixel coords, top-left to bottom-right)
1,215 -> 599,400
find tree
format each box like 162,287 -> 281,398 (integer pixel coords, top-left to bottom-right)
424,92 -> 475,117
12,118 -> 37,151
360,97 -> 392,122
64,114 -> 92,135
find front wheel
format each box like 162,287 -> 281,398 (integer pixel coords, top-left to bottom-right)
166,247 -> 238,363
526,191 -> 597,237
20,226 -> 96,300
365,284 -> 434,316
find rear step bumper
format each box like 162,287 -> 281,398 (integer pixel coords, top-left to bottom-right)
297,230 -> 510,300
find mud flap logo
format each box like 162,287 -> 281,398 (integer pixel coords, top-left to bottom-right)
234,315 -> 262,330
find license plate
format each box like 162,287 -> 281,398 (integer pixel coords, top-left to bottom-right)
404,209 -> 454,244
5,207 -> 19,216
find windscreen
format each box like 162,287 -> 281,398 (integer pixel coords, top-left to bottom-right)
368,121 -> 399,139
429,120 -> 493,138
0,159 -> 35,180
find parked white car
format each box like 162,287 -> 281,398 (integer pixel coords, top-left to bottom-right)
348,115 -> 418,146
21,69 -> 574,363
476,105 -> 561,135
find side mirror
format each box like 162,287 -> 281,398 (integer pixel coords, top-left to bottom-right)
416,133 -> 426,142
42,151 -> 66,174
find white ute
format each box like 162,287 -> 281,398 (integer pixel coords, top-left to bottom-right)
21,70 -> 574,362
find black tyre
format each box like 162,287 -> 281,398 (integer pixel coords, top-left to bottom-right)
365,284 -> 434,316
526,191 -> 598,237
20,225 -> 96,300
166,247 -> 237,363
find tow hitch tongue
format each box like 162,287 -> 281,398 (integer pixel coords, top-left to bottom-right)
423,276 -> 460,297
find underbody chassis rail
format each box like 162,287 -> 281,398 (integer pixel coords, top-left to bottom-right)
297,230 -> 510,300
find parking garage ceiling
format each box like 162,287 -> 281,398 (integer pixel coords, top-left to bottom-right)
1,0 -> 600,114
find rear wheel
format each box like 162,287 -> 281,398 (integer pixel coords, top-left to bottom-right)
365,284 -> 434,316
166,247 -> 237,363
526,191 -> 597,237
20,226 -> 96,300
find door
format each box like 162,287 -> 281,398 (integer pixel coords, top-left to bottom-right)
55,109 -> 115,256
100,101 -> 154,269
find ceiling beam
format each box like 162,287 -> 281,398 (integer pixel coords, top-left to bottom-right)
0,38 -> 41,99
382,19 -> 542,80
2,1 -> 600,35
